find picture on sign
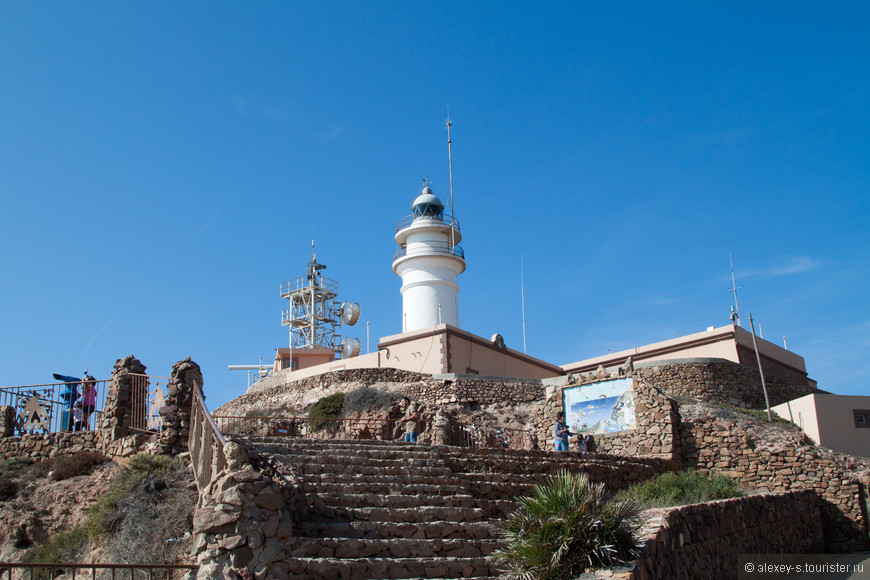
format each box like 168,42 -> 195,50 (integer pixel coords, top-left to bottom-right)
562,378 -> 636,434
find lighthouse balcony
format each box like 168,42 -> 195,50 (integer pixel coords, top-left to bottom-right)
395,213 -> 460,233
393,241 -> 465,261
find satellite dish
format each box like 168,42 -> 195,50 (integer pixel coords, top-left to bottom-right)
340,302 -> 361,326
339,338 -> 361,358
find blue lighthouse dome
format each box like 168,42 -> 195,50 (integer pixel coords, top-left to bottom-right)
411,185 -> 444,219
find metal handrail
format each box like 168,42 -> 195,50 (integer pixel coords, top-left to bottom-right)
189,383 -> 227,491
393,242 -> 465,261
395,213 -> 460,233
279,275 -> 339,298
0,562 -> 198,579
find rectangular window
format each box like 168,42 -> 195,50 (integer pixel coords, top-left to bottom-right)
854,410 -> 870,428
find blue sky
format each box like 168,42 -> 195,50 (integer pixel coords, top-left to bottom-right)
1,2 -> 868,408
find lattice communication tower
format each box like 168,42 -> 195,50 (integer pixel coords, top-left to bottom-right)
280,246 -> 361,357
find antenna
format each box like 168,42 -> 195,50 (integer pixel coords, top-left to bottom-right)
446,108 -> 456,250
729,252 -> 742,327
521,255 -> 527,354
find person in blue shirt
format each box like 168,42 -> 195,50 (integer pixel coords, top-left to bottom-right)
554,412 -> 574,451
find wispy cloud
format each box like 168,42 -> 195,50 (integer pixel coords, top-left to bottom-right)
644,295 -> 679,306
229,96 -> 289,123
741,256 -> 824,278
83,316 -> 116,354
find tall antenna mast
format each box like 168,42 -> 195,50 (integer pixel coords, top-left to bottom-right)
729,252 -> 742,327
521,255 -> 527,354
446,107 -> 456,250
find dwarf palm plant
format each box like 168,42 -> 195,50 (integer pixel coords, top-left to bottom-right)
495,470 -> 643,580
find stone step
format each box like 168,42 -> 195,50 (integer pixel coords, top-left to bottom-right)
292,454 -> 452,470
301,481 -> 469,496
285,556 -> 499,580
243,436 -> 440,454
307,504 -> 489,524
297,519 -> 500,540
294,462 -> 454,478
290,537 -> 501,559
308,492 -> 517,517
252,442 -> 447,461
293,472 -> 463,487
311,491 -> 478,510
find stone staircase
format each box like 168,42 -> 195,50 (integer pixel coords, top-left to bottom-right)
234,437 -> 663,580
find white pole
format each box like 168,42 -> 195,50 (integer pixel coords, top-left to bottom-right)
748,312 -> 772,422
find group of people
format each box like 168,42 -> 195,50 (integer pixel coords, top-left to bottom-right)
70,374 -> 97,431
554,411 -> 594,452
398,396 -> 594,454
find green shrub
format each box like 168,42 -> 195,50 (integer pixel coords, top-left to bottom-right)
26,525 -> 88,578
495,470 -> 642,579
342,386 -> 398,414
617,469 -> 743,508
308,392 -> 345,431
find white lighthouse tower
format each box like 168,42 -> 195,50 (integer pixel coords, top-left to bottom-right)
392,182 -> 466,332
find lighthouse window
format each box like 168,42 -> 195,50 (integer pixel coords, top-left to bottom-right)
413,204 -> 443,218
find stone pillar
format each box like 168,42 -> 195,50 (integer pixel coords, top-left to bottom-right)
100,355 -> 147,436
1,406 -> 14,438
155,357 -> 204,455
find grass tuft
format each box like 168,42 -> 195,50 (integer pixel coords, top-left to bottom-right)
617,469 -> 744,508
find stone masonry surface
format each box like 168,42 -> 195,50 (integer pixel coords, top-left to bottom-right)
623,491 -> 824,580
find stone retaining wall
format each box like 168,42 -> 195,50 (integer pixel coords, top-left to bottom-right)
682,416 -> 870,552
639,360 -> 818,409
193,438 -> 306,580
221,368 -> 543,418
0,431 -> 100,461
531,376 -> 680,465
626,491 -> 824,580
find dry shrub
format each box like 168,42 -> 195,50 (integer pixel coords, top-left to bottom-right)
89,454 -> 197,565
50,451 -> 110,481
0,475 -> 17,500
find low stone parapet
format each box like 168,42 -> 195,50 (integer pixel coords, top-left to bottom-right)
626,491 -> 823,580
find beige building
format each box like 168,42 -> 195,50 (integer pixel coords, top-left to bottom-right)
772,394 -> 870,458
261,323 -> 816,391
263,323 -> 563,385
562,324 -> 813,387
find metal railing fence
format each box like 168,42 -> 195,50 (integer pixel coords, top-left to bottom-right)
0,562 -> 197,580
395,213 -> 460,233
0,375 -> 168,436
393,241 -> 465,261
0,380 -> 109,435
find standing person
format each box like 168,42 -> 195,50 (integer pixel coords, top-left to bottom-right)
399,396 -> 421,443
578,432 -> 594,453
554,411 -> 573,451
81,373 -> 97,430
